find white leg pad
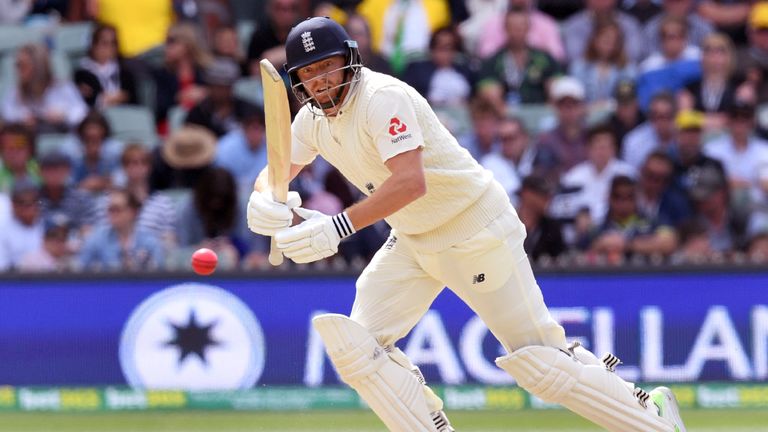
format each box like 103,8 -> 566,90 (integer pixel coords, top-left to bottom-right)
312,313 -> 437,432
496,346 -> 674,432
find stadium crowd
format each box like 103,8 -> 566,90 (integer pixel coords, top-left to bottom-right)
1,0 -> 768,273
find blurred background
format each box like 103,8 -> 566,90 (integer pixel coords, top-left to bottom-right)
1,0 -> 768,430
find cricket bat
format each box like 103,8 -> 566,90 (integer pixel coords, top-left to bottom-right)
259,59 -> 292,266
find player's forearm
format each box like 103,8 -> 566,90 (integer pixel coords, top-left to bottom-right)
346,169 -> 426,231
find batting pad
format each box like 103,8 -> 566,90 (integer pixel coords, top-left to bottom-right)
313,314 -> 438,432
496,346 -> 674,432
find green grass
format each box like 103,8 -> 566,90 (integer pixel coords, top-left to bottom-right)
1,409 -> 767,432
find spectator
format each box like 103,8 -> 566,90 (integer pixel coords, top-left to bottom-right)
38,151 -> 97,238
72,111 -> 120,193
685,163 -> 748,252
87,0 -> 174,57
636,17 -> 702,110
78,188 -> 165,271
246,0 -> 300,75
480,116 -> 534,202
703,100 -> 768,215
562,0 -> 645,64
150,125 -> 217,191
644,0 -> 713,55
587,175 -> 678,263
669,109 -> 727,196
671,218 -> 716,263
0,180 -> 44,271
17,213 -> 73,273
0,123 -> 38,193
471,0 -> 566,61
215,108 -> 268,189
458,98 -> 501,160
107,143 -> 177,249
175,167 -> 244,270
212,25 -> 247,75
344,14 -> 392,75
569,18 -> 636,106
74,23 -> 139,109
560,123 -> 636,223
735,3 -> 768,106
476,6 -> 561,114
516,175 -> 566,261
533,76 -> 589,184
678,33 -> 739,132
607,80 -> 645,152
748,231 -> 768,262
636,150 -> 690,227
697,0 -> 751,46
622,92 -> 678,169
621,0 -> 661,24
152,22 -> 212,129
185,57 -> 260,138
1,44 -> 88,133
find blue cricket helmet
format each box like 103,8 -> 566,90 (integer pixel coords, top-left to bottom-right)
284,17 -> 362,109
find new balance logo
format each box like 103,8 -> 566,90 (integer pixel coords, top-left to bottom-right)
472,273 -> 485,284
301,32 -> 315,52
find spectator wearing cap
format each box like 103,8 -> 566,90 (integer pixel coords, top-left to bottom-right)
470,0 -> 566,62
1,44 -> 88,133
38,151 -> 97,238
480,116 -> 535,203
17,213 -> 73,273
533,76 -> 589,184
74,23 -> 139,109
0,180 -> 44,271
476,6 -> 562,114
516,174 -> 566,261
72,111 -> 120,193
185,58 -> 260,138
587,175 -> 678,264
622,91 -> 678,169
684,164 -> 748,252
735,2 -> 768,105
669,109 -> 726,195
0,123 -> 38,194
78,188 -> 165,271
560,123 -> 636,224
703,100 -> 768,214
678,33 -> 739,132
569,18 -> 637,106
215,107 -> 268,190
562,0 -> 645,64
643,0 -> 713,56
149,125 -> 217,191
607,80 -> 645,152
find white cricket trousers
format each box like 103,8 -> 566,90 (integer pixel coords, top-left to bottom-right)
350,207 -> 568,354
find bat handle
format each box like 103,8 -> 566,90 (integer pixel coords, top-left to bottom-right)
269,238 -> 283,266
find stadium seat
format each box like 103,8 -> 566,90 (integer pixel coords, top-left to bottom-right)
103,105 -> 159,147
512,103 -> 556,135
35,133 -> 72,156
233,78 -> 264,107
167,105 -> 188,134
0,25 -> 44,53
237,20 -> 256,56
54,22 -> 94,62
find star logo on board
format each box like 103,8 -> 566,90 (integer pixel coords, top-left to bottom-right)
388,117 -> 407,136
301,31 -> 315,52
163,310 -> 221,367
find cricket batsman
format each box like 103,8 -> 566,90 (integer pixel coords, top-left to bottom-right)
247,16 -> 687,432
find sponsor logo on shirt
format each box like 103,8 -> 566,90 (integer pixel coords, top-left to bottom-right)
388,117 -> 412,143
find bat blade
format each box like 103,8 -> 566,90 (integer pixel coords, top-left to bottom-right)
260,59 -> 292,266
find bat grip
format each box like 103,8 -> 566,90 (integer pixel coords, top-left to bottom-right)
269,238 -> 283,266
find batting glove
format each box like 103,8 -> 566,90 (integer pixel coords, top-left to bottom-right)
247,190 -> 302,236
275,207 -> 356,264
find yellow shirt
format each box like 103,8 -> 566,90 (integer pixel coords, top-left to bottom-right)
95,0 -> 174,57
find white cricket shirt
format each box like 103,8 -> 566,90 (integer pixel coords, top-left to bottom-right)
291,68 -> 509,252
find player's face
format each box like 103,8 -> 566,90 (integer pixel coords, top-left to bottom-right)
296,55 -> 348,106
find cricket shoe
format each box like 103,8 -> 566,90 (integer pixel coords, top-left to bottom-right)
431,410 -> 455,432
650,386 -> 686,432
